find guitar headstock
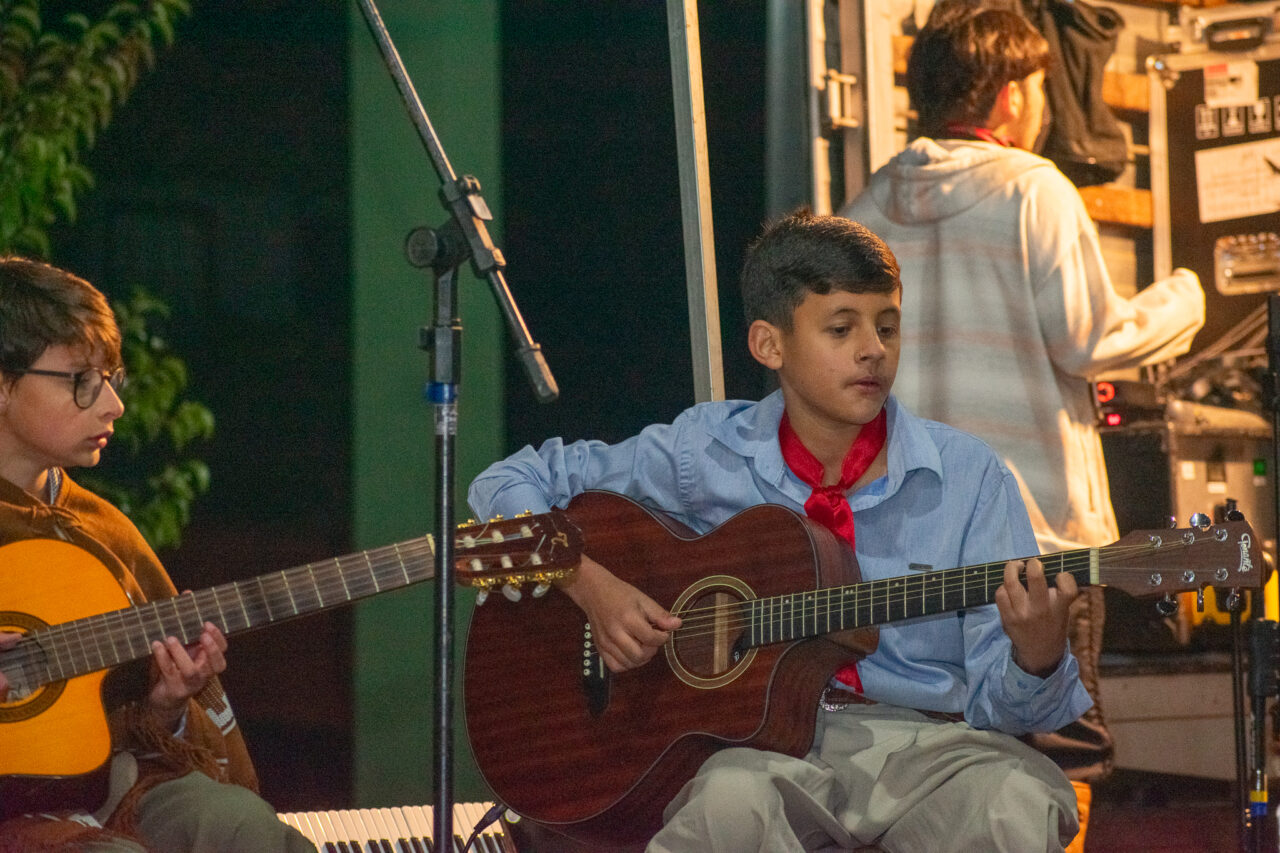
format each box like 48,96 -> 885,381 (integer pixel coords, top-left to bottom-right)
454,509 -> 582,601
1101,517 -> 1265,599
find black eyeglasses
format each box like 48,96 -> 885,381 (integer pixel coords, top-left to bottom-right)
12,366 -> 127,409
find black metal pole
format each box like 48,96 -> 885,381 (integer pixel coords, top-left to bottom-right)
353,3 -> 559,850
1232,604 -> 1251,851
428,262 -> 461,851
1249,618 -> 1277,853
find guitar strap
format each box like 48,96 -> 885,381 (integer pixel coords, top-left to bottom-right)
778,407 -> 889,692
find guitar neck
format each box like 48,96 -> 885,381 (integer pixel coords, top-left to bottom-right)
746,549 -> 1095,646
27,535 -> 437,687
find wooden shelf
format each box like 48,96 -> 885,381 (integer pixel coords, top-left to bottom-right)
1101,70 -> 1150,113
1077,185 -> 1153,229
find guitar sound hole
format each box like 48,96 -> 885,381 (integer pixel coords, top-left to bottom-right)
0,613 -> 61,721
671,590 -> 747,680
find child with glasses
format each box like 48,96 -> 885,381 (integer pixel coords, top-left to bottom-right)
0,257 -> 314,852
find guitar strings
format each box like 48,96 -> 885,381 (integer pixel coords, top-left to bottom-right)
4,537 -> 443,685
666,538 -> 1244,644
15,515 -> 581,684
668,542 -> 1178,638
7,514 -> 586,684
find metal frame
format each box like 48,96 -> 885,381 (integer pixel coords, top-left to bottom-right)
667,0 -> 725,403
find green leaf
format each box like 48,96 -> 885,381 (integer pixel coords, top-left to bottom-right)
4,3 -> 41,35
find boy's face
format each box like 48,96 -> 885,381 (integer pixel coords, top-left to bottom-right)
751,288 -> 901,434
0,343 -> 124,489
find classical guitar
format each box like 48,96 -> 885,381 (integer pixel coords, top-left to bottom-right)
0,512 -> 581,819
464,490 -> 1265,848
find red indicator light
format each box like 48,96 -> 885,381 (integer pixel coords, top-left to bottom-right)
1095,381 -> 1116,404
1105,412 -> 1122,426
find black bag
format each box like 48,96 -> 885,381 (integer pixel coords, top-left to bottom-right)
1022,0 -> 1129,186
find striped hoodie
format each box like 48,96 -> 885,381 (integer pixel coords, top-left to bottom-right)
842,137 -> 1204,552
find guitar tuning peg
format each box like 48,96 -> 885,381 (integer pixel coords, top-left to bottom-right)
475,588 -> 489,606
1189,512 -> 1211,530
502,583 -> 522,602
1168,516 -> 1177,529
1223,587 -> 1242,612
1156,594 -> 1179,617
532,582 -> 551,598
1224,499 -> 1245,522
457,518 -> 477,529
1196,587 -> 1205,613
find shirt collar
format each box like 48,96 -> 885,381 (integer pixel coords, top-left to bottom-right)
873,396 -> 944,508
709,391 -> 944,505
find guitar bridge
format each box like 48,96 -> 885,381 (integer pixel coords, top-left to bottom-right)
581,621 -> 610,717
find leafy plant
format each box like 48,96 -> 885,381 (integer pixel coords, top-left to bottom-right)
0,0 -> 210,549
1,0 -> 190,256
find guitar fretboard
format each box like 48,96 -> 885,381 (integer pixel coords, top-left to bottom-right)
16,535 -> 437,691
746,549 -> 1097,646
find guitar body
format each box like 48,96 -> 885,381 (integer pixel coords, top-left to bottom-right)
0,539 -> 126,817
463,491 -> 873,847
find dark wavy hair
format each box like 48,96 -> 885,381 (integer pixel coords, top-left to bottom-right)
907,5 -> 1050,138
741,209 -> 900,330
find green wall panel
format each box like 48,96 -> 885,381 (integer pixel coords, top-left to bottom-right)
350,0 -> 502,807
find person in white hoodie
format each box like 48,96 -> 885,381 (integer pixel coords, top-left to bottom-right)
842,3 -> 1204,555
839,0 -> 1206,811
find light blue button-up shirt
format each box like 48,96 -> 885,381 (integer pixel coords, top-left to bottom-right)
468,391 -> 1092,734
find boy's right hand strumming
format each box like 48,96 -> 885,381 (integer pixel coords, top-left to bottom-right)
559,555 -> 681,673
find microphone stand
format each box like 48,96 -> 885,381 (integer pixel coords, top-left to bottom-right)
1248,618 -> 1277,853
355,3 -> 559,850
1241,293 -> 1280,853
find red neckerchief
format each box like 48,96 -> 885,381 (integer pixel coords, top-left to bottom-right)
943,122 -> 1014,147
779,408 -> 887,549
778,408 -> 888,693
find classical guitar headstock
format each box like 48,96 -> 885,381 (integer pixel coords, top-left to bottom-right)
454,509 -> 582,603
1101,516 -> 1265,604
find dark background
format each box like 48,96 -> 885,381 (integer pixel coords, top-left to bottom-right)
52,0 -> 770,810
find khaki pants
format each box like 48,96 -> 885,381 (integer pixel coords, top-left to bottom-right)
648,704 -> 1078,853
80,771 -> 316,853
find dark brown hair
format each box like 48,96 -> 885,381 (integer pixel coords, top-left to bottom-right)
741,209 -> 900,330
907,5 -> 1050,138
0,257 -> 121,375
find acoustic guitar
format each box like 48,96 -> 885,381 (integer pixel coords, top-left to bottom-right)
463,490 -> 1265,848
0,511 -> 581,819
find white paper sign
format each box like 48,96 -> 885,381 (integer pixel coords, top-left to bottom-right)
1195,137 -> 1280,223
